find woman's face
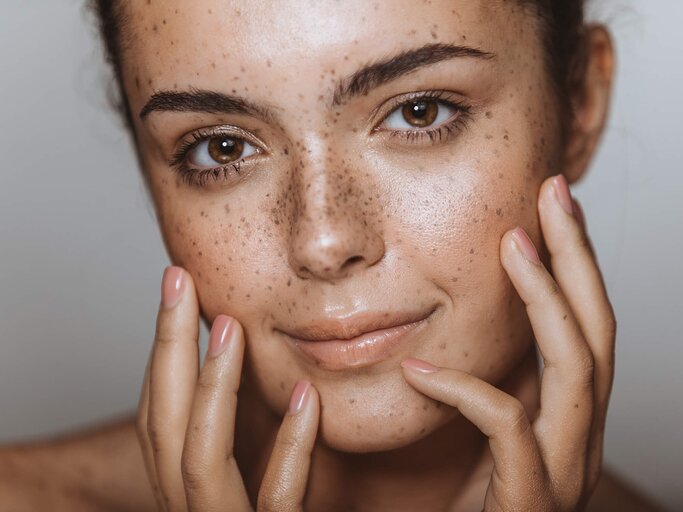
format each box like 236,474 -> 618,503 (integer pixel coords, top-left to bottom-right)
122,0 -> 561,452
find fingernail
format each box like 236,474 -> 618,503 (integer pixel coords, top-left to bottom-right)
553,174 -> 575,216
572,197 -> 586,231
207,315 -> 233,358
401,358 -> 439,373
511,227 -> 542,265
161,266 -> 184,308
288,380 -> 311,415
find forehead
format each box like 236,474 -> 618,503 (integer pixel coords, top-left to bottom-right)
120,0 -> 540,107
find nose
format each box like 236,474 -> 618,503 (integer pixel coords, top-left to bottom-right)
287,150 -> 385,281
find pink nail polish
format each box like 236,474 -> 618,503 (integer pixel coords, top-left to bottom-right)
511,228 -> 542,265
161,266 -> 184,308
207,315 -> 233,358
288,380 -> 311,415
400,358 -> 439,373
553,174 -> 575,216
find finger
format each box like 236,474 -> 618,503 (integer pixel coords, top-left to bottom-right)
539,177 -> 616,430
148,266 -> 200,512
500,227 -> 594,480
400,360 -> 547,505
136,352 -> 166,511
182,316 -> 252,512
257,381 -> 320,512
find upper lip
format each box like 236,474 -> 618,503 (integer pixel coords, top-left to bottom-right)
277,305 -> 437,342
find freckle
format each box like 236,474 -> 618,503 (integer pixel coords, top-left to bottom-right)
464,351 -> 469,358
287,278 -> 292,287
563,314 -> 568,320
496,208 -> 503,216
280,381 -> 285,390
419,428 -> 426,434
422,404 -> 428,410
349,398 -> 356,404
469,248 -> 474,254
439,342 -> 446,350
574,403 -> 579,409
485,111 -> 493,119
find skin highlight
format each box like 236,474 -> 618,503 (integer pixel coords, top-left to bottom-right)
131,0 -> 550,443
103,1 -> 613,510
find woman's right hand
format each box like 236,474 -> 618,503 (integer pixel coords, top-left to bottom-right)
136,266 -> 320,512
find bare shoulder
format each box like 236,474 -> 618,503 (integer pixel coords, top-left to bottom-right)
0,415 -> 155,512
587,467 -> 669,512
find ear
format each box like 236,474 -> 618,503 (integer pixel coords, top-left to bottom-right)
563,24 -> 616,184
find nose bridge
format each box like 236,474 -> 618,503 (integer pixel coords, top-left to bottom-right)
287,137 -> 384,280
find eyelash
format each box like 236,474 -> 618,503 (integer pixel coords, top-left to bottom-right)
169,129 -> 251,188
376,89 -> 473,144
168,89 -> 473,188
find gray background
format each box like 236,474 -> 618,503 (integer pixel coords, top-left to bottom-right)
0,1 -> 680,509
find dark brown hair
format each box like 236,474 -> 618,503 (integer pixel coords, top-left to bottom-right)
88,1 -> 587,138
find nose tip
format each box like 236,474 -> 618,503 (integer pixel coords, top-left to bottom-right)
290,225 -> 385,281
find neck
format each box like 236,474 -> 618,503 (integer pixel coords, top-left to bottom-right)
236,346 -> 540,512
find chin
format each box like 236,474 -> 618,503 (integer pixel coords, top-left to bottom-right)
314,371 -> 457,453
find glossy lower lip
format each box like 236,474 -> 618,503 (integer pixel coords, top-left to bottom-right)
280,308 -> 436,371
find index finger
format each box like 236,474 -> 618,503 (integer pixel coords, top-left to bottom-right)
257,381 -> 320,512
539,177 -> 616,430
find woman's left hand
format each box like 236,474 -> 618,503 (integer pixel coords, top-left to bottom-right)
401,174 -> 616,512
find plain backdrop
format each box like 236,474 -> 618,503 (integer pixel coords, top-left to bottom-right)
0,1 -> 681,509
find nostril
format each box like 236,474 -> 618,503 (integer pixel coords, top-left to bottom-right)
343,255 -> 363,268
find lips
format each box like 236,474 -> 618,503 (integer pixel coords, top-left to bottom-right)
276,306 -> 438,370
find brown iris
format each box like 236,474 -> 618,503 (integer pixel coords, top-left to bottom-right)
208,136 -> 244,164
401,100 -> 438,127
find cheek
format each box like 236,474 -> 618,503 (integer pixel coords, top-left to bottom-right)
156,186 -> 279,325
385,145 -> 542,375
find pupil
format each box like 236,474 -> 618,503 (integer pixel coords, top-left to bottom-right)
411,102 -> 428,118
208,136 -> 244,164
219,139 -> 236,154
402,100 -> 437,127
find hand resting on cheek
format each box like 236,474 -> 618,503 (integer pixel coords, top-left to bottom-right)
137,174 -> 615,512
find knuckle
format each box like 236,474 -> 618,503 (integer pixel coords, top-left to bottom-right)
574,351 -> 596,386
500,398 -> 530,436
545,278 -> 562,299
154,327 -> 176,346
196,374 -> 220,395
146,423 -> 163,451
276,434 -> 302,454
603,313 -> 618,341
180,453 -> 210,492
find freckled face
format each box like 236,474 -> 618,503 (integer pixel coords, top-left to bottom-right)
123,0 -> 561,452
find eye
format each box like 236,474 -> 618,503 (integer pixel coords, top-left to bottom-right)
383,99 -> 458,130
187,135 -> 258,168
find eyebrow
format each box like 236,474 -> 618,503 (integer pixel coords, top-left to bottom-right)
139,42 -> 495,120
332,42 -> 494,106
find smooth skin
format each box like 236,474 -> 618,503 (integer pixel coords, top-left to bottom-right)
137,172 -> 614,512
0,2 -> 665,511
